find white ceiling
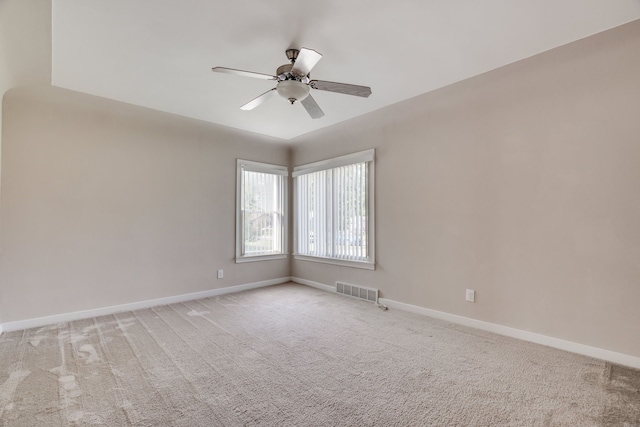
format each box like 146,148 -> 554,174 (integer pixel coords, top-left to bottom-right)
51,1 -> 640,141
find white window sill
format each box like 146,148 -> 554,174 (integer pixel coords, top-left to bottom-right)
293,254 -> 375,270
236,254 -> 288,263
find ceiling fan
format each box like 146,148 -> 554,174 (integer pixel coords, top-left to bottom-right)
211,48 -> 372,119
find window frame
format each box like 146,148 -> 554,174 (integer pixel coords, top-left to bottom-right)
293,149 -> 375,270
235,159 -> 288,263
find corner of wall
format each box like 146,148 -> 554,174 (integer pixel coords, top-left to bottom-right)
0,0 -> 54,338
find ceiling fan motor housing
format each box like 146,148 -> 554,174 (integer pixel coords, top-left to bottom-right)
276,63 -> 293,77
275,63 -> 309,83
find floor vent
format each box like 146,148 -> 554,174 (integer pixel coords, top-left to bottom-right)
336,281 -> 378,303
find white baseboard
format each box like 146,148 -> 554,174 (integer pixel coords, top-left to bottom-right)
378,297 -> 640,370
6,276 -> 638,370
289,277 -> 640,370
290,277 -> 335,293
0,277 -> 291,333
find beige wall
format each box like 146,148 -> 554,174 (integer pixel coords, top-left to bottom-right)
0,0 -> 51,90
291,20 -> 640,358
1,86 -> 289,322
0,0 -> 52,149
0,0 -> 52,324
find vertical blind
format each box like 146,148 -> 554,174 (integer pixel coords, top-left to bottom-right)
294,155 -> 371,262
241,169 -> 285,256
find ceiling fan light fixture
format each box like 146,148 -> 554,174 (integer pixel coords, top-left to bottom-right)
276,80 -> 310,104
212,47 -> 371,119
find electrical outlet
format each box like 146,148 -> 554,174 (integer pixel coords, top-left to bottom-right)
465,289 -> 475,302
217,269 -> 223,279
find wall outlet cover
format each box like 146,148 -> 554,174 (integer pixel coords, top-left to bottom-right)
466,289 -> 475,302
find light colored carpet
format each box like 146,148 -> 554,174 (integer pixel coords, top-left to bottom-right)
0,283 -> 639,426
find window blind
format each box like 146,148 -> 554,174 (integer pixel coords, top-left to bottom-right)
294,149 -> 373,265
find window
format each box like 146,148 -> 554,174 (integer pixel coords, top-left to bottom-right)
236,160 -> 287,262
293,149 -> 375,269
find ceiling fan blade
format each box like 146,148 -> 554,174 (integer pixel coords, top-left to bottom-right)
212,67 -> 276,81
310,80 -> 372,98
301,94 -> 325,119
291,48 -> 322,77
240,88 -> 277,110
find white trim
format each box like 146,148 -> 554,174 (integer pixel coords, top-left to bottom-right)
292,149 -> 375,177
378,297 -> 640,370
293,254 -> 375,270
0,277 -> 291,333
236,159 -> 288,261
290,277 -> 336,293
292,149 -> 375,266
367,156 -> 376,264
288,278 -> 640,370
235,254 -> 288,263
238,159 -> 288,176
